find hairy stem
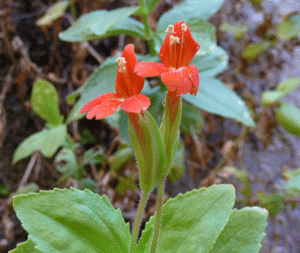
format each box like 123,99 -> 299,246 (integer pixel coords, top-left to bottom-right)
150,178 -> 165,253
130,190 -> 149,252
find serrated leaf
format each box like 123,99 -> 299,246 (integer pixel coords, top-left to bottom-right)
36,0 -> 69,26
210,207 -> 268,253
13,188 -> 131,253
276,102 -> 300,136
40,124 -> 67,157
184,78 -> 255,127
139,184 -> 235,252
59,9 -> 145,42
31,78 -> 63,126
242,41 -> 271,60
9,238 -> 41,253
157,0 -> 226,30
277,13 -> 300,40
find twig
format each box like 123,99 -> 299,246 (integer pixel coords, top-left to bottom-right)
18,152 -> 38,190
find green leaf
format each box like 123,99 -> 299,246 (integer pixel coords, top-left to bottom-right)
284,175 -> 300,191
143,0 -> 160,14
65,101 -> 85,124
220,23 -> 249,40
242,41 -> 271,60
83,148 -> 104,165
192,46 -> 229,79
40,124 -> 67,157
59,8 -> 145,42
14,183 -> 39,196
9,238 -> 41,253
13,188 -> 131,253
54,148 -> 78,174
261,90 -> 284,106
210,207 -> 268,253
283,168 -> 300,180
184,78 -> 255,127
181,102 -> 204,134
116,176 -> 136,194
168,141 -> 185,182
31,78 -> 63,126
36,0 -> 69,26
77,178 -> 96,192
276,102 -> 300,136
108,146 -> 133,172
139,184 -> 235,252
157,0 -> 226,30
13,131 -> 46,164
257,191 -> 285,216
277,14 -> 300,40
277,77 -> 300,95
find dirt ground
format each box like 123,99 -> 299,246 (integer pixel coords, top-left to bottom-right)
1,0 -> 300,252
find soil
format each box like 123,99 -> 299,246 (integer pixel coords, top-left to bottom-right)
0,0 -> 300,252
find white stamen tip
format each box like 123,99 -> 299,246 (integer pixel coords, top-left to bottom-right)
116,57 -> 126,72
181,23 -> 187,32
165,25 -> 174,33
169,35 -> 180,45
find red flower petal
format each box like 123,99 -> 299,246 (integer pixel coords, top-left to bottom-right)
161,65 -> 199,96
121,94 -> 151,113
116,44 -> 145,97
174,21 -> 200,67
134,62 -> 167,77
159,21 -> 200,69
80,93 -> 119,113
86,100 -> 122,120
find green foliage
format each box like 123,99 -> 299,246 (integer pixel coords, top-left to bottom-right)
31,78 -> 63,126
116,176 -> 136,194
184,78 -> 255,127
59,8 -> 145,42
157,0 -> 226,30
168,141 -> 185,182
13,124 -> 67,164
220,22 -> 249,40
9,238 -> 40,253
36,0 -> 69,26
13,188 -> 131,253
108,146 -> 133,172
210,207 -> 268,253
262,78 -> 300,106
257,191 -> 285,216
181,102 -> 204,134
54,148 -> 78,175
242,41 -> 271,60
277,13 -> 300,40
137,184 -> 267,252
276,102 -> 300,136
284,174 -> 300,191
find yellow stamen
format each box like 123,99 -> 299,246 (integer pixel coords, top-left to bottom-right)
169,35 -> 180,45
116,57 -> 127,72
165,25 -> 174,33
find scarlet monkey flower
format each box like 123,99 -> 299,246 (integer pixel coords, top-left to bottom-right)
135,21 -> 200,96
80,44 -> 150,120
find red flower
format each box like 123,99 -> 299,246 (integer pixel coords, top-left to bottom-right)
135,21 -> 200,96
80,44 -> 150,120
